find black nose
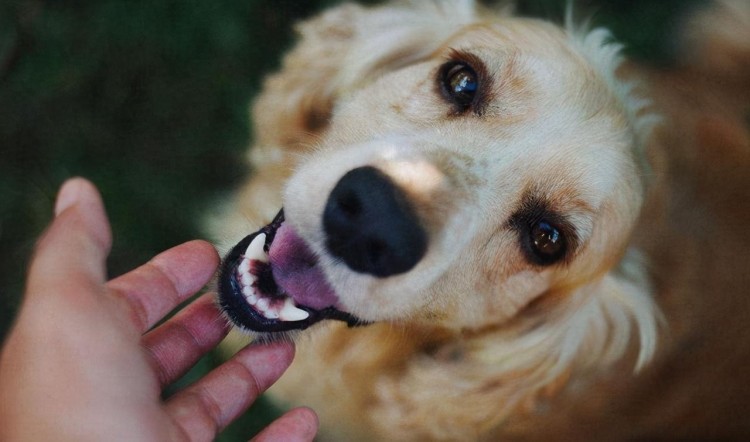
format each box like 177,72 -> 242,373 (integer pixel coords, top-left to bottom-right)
323,166 -> 428,277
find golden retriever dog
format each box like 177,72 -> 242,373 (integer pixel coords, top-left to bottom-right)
210,0 -> 750,439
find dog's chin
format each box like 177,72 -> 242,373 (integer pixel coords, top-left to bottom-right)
218,210 -> 366,337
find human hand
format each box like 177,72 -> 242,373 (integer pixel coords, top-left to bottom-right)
0,178 -> 317,441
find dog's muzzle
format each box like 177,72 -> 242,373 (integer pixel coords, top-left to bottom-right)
218,166 -> 428,334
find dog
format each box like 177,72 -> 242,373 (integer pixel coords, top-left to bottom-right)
210,0 -> 750,439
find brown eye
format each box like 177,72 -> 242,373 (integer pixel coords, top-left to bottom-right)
529,221 -> 567,265
440,62 -> 478,110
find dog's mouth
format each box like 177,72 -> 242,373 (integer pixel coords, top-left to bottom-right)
218,210 -> 364,333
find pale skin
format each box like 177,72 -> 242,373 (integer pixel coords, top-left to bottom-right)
0,178 -> 318,441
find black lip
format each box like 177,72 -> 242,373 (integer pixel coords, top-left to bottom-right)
217,210 -> 365,333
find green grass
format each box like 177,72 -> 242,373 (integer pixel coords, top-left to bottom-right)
0,0 -> 326,333
0,0 -> 702,439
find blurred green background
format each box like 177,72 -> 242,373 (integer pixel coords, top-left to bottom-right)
0,0 -> 701,439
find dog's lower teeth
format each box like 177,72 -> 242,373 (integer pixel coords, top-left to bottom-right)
279,297 -> 310,321
256,297 -> 271,311
240,272 -> 255,287
242,286 -> 258,305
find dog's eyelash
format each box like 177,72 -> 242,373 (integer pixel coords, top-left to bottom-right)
437,50 -> 492,116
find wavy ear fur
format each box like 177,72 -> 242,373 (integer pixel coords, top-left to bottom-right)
251,0 -> 487,151
373,250 -> 661,440
369,249 -> 661,440
474,248 -> 661,379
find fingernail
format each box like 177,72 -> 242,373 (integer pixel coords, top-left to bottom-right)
54,178 -> 85,216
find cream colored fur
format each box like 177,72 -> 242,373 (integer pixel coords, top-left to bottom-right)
210,0 -> 750,439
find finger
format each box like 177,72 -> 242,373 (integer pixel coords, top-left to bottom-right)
26,178 -> 112,298
107,240 -> 220,333
250,407 -> 318,442
141,293 -> 230,388
165,341 -> 294,441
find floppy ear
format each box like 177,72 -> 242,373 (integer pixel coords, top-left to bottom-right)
251,0 -> 485,151
551,248 -> 661,373
367,251 -> 662,438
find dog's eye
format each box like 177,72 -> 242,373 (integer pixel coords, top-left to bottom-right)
509,197 -> 576,267
528,220 -> 567,265
440,62 -> 478,110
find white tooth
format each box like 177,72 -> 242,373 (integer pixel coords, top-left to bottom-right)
244,233 -> 268,263
237,257 -> 250,276
264,308 -> 280,320
278,298 -> 309,321
242,286 -> 258,305
240,272 -> 255,288
256,297 -> 270,312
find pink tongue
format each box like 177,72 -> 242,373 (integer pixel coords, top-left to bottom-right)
268,223 -> 340,310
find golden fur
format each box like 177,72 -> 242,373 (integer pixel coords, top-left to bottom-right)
210,1 -> 750,439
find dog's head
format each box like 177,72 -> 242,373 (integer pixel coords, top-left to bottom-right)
218,2 -> 656,354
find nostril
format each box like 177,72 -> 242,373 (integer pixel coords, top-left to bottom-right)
336,190 -> 362,219
323,166 -> 428,278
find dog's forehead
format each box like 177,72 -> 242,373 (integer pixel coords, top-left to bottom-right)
444,18 -> 574,53
437,18 -> 629,138
441,21 -> 591,79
